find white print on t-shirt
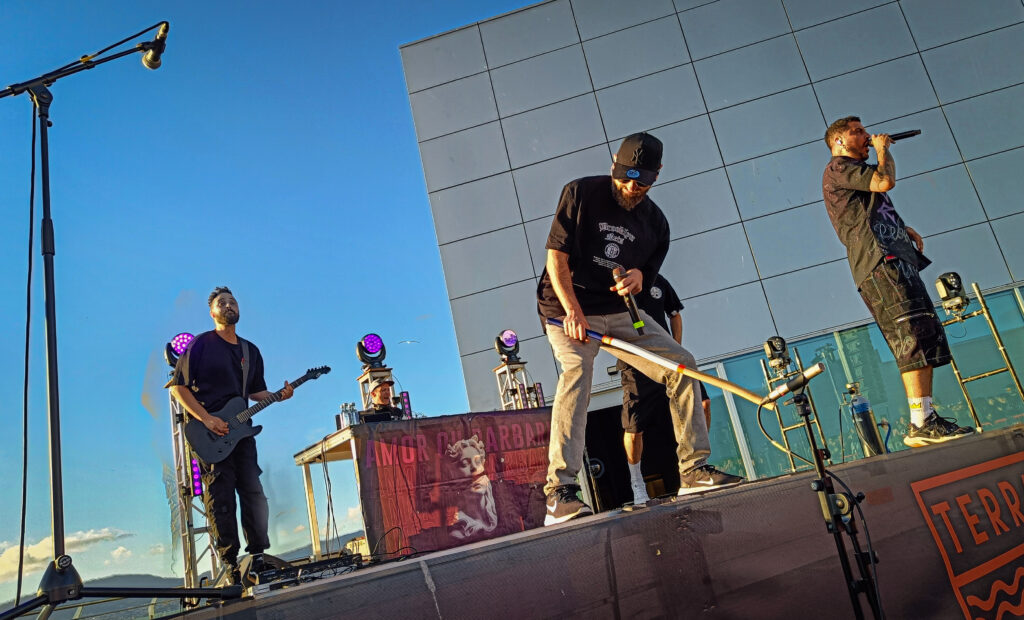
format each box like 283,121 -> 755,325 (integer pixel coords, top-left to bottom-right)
604,243 -> 620,258
650,286 -> 662,299
598,222 -> 636,242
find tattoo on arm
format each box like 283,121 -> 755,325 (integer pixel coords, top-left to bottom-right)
873,150 -> 896,190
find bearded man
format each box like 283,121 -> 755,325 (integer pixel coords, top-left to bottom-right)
536,132 -> 743,526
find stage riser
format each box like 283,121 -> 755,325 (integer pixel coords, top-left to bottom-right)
179,426 -> 1024,619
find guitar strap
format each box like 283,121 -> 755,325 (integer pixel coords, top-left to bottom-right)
239,337 -> 250,400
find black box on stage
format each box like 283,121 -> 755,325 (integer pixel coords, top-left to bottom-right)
584,403 -> 680,510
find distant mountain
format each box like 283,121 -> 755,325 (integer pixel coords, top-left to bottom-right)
1,574 -> 187,619
0,535 -> 364,618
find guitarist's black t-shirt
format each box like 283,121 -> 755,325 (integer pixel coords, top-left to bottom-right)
171,331 -> 267,414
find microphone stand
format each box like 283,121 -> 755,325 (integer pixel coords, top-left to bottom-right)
790,390 -> 882,619
0,27 -> 242,620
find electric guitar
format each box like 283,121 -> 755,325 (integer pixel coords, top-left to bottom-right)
184,366 -> 330,464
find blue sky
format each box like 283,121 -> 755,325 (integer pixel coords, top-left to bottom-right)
0,0 -> 527,602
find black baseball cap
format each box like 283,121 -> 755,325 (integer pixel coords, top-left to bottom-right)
612,132 -> 663,186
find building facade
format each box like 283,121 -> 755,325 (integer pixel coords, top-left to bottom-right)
401,0 -> 1024,477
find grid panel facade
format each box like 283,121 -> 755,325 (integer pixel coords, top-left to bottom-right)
402,0 -> 1024,411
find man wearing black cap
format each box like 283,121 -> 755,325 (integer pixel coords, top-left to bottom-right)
537,132 -> 744,525
363,376 -> 406,422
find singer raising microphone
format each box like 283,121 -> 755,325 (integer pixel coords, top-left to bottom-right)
823,116 -> 973,448
536,132 -> 743,525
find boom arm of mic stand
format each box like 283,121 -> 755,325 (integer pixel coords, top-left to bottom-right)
1,45 -> 150,100
545,317 -> 775,410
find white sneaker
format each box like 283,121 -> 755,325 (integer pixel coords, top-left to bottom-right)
631,480 -> 650,505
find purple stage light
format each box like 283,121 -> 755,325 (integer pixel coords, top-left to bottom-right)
171,332 -> 195,356
190,458 -> 203,496
500,329 -> 518,348
362,334 -> 383,355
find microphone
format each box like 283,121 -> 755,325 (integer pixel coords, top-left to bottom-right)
760,363 -> 825,405
612,267 -> 645,335
142,22 -> 169,70
869,129 -> 921,146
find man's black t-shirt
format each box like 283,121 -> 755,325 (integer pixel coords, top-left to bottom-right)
171,331 -> 267,414
537,175 -> 670,318
637,274 -> 683,333
822,156 -> 929,286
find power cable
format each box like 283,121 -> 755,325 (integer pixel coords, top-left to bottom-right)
16,103 -> 38,607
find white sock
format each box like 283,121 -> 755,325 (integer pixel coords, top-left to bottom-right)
908,396 -> 932,427
628,461 -> 643,486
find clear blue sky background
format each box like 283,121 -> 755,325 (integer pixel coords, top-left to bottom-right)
0,0 -> 527,602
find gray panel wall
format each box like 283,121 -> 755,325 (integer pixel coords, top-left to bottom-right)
402,0 -> 1024,411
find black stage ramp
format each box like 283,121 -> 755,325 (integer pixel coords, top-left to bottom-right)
179,425 -> 1024,619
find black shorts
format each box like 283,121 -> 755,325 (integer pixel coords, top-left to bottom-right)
858,258 -> 951,373
618,362 -> 708,433
618,362 -> 667,433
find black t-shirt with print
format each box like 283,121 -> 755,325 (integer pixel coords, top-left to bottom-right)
171,330 -> 267,414
822,155 -> 929,286
537,175 -> 670,319
637,274 -> 683,333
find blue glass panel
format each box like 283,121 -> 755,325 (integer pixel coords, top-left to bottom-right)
901,0 -> 1024,50
923,24 -> 1024,104
944,84 -> 1024,160
782,0 -> 888,31
815,55 -> 938,127
710,86 -> 824,164
582,16 -> 689,89
491,45 -> 592,117
795,4 -> 915,81
992,213 -> 1024,282
679,0 -> 791,60
597,64 -> 706,140
967,148 -> 1024,219
479,0 -> 578,67
694,35 -> 808,111
572,0 -> 676,40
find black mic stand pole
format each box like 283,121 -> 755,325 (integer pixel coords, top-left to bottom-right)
790,390 -> 882,619
0,28 -> 242,620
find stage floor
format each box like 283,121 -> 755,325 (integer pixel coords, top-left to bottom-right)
176,425 -> 1024,619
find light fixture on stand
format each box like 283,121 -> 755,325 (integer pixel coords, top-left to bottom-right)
493,329 -> 544,410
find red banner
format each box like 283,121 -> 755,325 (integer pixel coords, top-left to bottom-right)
352,408 -> 551,557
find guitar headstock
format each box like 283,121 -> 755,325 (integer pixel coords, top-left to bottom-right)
305,366 -> 331,380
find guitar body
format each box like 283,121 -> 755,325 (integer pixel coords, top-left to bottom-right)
184,397 -> 264,464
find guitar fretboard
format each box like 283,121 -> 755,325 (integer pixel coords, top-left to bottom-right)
233,374 -> 313,424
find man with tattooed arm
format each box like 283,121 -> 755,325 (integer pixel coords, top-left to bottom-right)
822,116 -> 973,448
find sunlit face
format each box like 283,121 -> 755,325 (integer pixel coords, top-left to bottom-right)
611,177 -> 652,210
210,293 -> 239,326
838,120 -> 871,161
371,383 -> 393,405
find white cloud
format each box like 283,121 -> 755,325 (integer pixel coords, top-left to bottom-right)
0,529 -> 132,583
148,544 -> 166,556
293,524 -> 306,533
110,547 -> 132,562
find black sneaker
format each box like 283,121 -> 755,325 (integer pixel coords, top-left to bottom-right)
544,485 -> 593,526
904,412 -> 975,447
677,464 -> 745,496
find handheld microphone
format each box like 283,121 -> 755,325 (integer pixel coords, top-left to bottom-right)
869,129 -> 921,146
759,363 -> 825,405
142,22 -> 169,70
612,267 -> 645,335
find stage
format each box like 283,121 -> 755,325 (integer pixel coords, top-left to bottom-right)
176,425 -> 1024,619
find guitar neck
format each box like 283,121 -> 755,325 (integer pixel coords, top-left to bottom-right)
235,374 -> 311,424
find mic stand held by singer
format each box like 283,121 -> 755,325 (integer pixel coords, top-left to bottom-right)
789,390 -> 882,619
0,25 -> 243,620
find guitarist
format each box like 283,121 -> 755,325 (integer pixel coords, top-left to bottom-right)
168,286 -> 293,585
